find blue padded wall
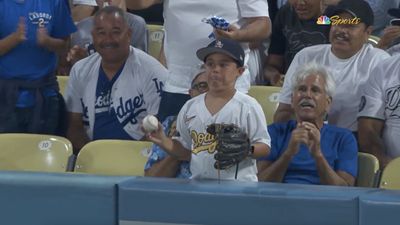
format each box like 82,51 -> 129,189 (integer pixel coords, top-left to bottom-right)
0,171 -> 131,225
2,171 -> 400,225
359,189 -> 400,225
118,177 -> 376,225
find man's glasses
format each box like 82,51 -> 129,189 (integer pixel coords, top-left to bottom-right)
191,81 -> 208,92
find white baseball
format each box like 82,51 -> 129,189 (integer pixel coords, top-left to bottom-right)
143,115 -> 159,133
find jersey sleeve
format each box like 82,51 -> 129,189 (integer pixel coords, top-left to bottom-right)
335,130 -> 358,178
247,99 -> 271,148
65,64 -> 83,114
238,0 -> 270,17
142,60 -> 168,116
357,64 -> 385,120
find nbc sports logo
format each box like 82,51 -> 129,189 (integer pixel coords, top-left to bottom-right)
317,16 -> 331,25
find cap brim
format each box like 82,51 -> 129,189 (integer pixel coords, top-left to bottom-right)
196,47 -> 240,65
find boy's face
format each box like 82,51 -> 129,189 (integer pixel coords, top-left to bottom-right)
204,53 -> 244,92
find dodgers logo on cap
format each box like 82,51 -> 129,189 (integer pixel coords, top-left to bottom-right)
215,40 -> 224,48
196,38 -> 245,67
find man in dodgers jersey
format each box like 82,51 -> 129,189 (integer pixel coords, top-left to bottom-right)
147,39 -> 271,181
65,6 -> 166,153
273,0 -> 390,134
358,54 -> 400,169
126,0 -> 272,122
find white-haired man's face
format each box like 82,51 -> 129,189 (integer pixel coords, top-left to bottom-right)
291,74 -> 332,123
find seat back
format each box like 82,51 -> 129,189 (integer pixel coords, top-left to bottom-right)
146,24 -> 164,59
57,75 -> 69,96
248,86 -> 281,125
0,133 -> 73,172
356,152 -> 379,187
75,140 -> 152,176
379,157 -> 400,190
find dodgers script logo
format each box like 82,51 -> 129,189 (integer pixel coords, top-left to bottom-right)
191,130 -> 217,154
385,85 -> 400,119
28,12 -> 52,28
94,90 -> 111,113
115,94 -> 146,126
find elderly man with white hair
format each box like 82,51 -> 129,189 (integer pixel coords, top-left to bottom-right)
258,63 -> 358,186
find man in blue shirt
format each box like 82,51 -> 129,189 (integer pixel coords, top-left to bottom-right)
257,62 -> 358,186
0,0 -> 76,134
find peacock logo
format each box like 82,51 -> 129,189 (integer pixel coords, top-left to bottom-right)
316,15 -> 331,25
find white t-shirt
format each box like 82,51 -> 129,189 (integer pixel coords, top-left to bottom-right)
175,91 -> 271,181
72,0 -> 97,6
358,54 -> 400,157
65,47 -> 167,140
279,44 -> 390,131
163,0 -> 269,94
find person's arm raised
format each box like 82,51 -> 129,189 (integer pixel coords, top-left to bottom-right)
214,17 -> 271,42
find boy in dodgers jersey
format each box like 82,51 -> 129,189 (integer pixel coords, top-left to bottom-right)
147,39 -> 271,181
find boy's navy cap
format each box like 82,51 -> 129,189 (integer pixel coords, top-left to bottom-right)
388,8 -> 400,18
329,0 -> 374,27
196,38 -> 245,67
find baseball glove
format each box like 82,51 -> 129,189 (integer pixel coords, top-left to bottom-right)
207,123 -> 251,170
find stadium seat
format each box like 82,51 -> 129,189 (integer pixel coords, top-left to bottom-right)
74,140 -> 152,176
57,75 -> 69,96
146,24 -> 164,59
0,133 -> 73,172
248,86 -> 281,125
379,157 -> 400,190
368,35 -> 380,47
356,152 -> 379,187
